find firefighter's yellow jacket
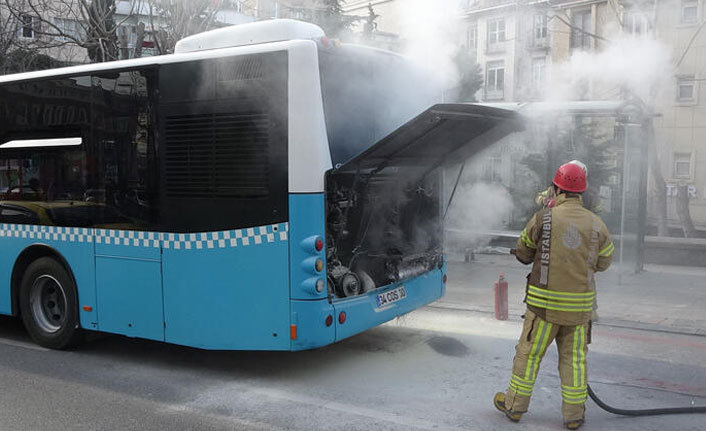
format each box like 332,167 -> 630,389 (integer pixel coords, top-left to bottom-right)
516,194 -> 614,326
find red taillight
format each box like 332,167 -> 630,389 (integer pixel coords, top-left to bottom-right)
315,237 -> 323,252
321,36 -> 330,48
325,315 -> 333,327
338,311 -> 346,324
443,274 -> 448,284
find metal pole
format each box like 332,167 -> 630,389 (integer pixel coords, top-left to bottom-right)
618,123 -> 630,285
635,119 -> 649,273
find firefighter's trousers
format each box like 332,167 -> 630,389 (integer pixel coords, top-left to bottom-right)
504,309 -> 589,422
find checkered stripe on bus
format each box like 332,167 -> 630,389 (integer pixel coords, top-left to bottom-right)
0,224 -> 93,243
0,223 -> 288,249
160,224 -> 288,250
95,229 -> 161,247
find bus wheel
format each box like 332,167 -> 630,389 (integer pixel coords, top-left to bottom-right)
19,257 -> 82,349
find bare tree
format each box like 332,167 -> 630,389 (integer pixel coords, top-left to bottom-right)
676,183 -> 697,238
145,0 -> 225,55
1,0 -> 242,69
0,2 -> 18,72
1,0 -> 141,62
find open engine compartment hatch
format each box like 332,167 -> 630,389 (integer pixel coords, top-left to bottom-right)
331,103 -> 523,174
324,104 -> 523,300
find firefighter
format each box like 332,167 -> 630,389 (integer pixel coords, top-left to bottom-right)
536,160 -> 603,214
494,162 -> 614,430
535,160 -> 583,208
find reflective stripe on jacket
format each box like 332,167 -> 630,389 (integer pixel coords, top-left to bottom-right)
515,194 -> 613,326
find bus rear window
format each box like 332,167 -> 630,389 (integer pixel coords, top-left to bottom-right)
318,46 -> 440,166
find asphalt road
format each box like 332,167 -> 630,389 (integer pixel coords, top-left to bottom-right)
1,308 -> 705,431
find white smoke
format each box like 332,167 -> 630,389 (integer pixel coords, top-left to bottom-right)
446,182 -> 514,235
394,0 -> 464,90
545,35 -> 674,104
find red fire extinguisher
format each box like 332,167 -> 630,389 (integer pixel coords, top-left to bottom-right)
494,273 -> 508,320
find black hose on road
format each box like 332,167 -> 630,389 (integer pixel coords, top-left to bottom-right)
588,384 -> 706,416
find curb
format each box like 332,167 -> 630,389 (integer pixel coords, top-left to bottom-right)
427,301 -> 706,338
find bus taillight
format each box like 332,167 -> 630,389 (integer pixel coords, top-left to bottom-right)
315,259 -> 324,272
338,312 -> 346,324
300,235 -> 324,254
325,315 -> 333,327
315,237 -> 323,252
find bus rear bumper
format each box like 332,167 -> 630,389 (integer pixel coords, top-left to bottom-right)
290,266 -> 445,351
333,267 -> 444,343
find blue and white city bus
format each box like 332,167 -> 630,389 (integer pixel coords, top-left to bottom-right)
0,20 -> 521,350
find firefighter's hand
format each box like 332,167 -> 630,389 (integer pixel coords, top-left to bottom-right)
510,248 -> 517,255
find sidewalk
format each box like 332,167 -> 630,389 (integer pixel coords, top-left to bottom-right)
438,253 -> 706,336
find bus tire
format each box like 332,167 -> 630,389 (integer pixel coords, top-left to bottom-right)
19,257 -> 82,349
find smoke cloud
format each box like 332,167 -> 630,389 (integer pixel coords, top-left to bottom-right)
545,35 -> 674,104
394,0 -> 464,90
445,181 -> 514,241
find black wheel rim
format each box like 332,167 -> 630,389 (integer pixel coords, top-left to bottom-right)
29,275 -> 67,334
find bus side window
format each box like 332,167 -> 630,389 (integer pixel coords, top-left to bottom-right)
0,205 -> 40,225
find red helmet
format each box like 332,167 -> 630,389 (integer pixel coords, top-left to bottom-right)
553,162 -> 587,193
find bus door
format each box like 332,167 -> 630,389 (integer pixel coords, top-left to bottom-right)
94,231 -> 164,341
90,70 -> 165,341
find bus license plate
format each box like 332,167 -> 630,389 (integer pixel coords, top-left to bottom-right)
375,286 -> 407,308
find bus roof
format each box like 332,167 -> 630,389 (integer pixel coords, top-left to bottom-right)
175,19 -> 324,53
0,20 -> 328,85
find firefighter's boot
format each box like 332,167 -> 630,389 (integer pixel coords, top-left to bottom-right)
565,417 -> 585,430
493,392 -> 522,422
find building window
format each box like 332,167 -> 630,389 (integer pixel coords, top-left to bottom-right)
681,0 -> 698,24
673,152 -> 693,179
534,14 -> 548,41
19,14 -> 37,39
677,75 -> 696,102
486,60 -> 505,100
483,154 -> 503,183
532,57 -> 546,89
487,18 -> 506,45
53,18 -> 84,42
624,12 -> 651,35
570,9 -> 592,50
117,25 -> 138,48
467,24 -> 477,50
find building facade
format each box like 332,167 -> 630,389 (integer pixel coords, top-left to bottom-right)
651,0 -> 706,231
